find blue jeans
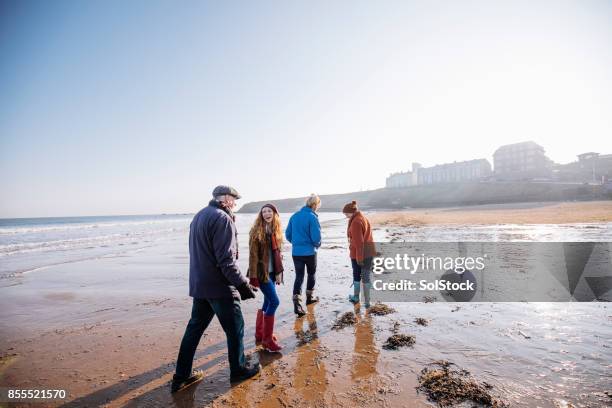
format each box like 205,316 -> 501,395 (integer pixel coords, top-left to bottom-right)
351,257 -> 372,283
175,297 -> 246,379
259,273 -> 280,316
292,254 -> 317,295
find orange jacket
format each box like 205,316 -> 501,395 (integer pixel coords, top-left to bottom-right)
347,211 -> 376,262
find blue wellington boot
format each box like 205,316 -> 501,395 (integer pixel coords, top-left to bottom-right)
363,282 -> 372,309
348,281 -> 360,304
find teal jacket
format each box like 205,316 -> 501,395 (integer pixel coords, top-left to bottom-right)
285,206 -> 322,256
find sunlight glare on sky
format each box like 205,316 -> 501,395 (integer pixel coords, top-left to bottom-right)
1,0 -> 611,217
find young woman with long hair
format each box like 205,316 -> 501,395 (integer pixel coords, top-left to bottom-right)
247,203 -> 284,352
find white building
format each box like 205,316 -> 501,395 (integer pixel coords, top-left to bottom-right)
385,163 -> 421,188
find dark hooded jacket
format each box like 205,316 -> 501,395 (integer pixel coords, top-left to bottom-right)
189,200 -> 248,299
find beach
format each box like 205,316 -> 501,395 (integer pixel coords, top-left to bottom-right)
369,201 -> 612,226
1,202 -> 612,407
4,0 -> 612,406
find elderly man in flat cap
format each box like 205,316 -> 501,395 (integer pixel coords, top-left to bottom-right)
172,185 -> 260,393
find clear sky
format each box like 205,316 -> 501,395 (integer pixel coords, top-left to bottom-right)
1,0 -> 611,218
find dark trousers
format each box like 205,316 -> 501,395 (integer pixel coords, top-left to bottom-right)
351,257 -> 372,283
292,254 -> 317,295
175,297 -> 246,379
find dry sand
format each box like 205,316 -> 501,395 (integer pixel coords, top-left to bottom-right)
369,201 -> 612,226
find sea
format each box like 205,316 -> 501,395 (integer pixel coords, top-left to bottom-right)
0,212 -> 346,280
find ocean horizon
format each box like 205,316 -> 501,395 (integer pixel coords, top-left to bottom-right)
0,212 -> 347,279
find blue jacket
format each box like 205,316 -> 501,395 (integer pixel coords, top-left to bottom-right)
189,200 -> 248,299
285,206 -> 322,256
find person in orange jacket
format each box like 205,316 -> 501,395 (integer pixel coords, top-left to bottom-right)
247,203 -> 284,352
342,201 -> 376,308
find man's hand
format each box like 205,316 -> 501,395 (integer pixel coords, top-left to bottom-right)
357,259 -> 364,267
237,282 -> 258,300
275,274 -> 282,285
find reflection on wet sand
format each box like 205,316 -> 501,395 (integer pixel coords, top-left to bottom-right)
293,304 -> 328,405
250,351 -> 285,407
169,368 -> 230,408
340,306 -> 398,407
351,311 -> 379,381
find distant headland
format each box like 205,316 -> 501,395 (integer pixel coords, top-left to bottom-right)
238,181 -> 612,213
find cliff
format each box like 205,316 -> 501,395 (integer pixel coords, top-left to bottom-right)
238,182 -> 610,213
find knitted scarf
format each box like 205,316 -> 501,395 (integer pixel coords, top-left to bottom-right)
270,233 -> 284,278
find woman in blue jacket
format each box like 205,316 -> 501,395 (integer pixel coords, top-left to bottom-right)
285,194 -> 322,316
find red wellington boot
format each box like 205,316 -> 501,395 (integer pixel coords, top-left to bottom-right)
255,309 -> 264,344
262,315 -> 283,353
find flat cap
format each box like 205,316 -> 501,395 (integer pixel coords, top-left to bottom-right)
212,185 -> 241,199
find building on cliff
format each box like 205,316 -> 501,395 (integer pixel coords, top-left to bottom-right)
386,159 -> 491,187
417,159 -> 492,185
493,141 -> 553,181
553,152 -> 612,183
385,163 -> 421,188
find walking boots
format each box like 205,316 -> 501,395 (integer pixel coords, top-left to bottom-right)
171,370 -> 204,393
306,289 -> 319,305
229,361 -> 261,383
293,294 -> 306,317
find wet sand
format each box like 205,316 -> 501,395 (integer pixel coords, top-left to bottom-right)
369,201 -> 612,226
1,208 -> 611,407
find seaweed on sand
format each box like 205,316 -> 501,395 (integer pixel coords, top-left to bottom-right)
417,361 -> 508,407
368,302 -> 396,316
382,334 -> 415,350
332,311 -> 356,330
